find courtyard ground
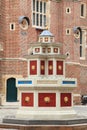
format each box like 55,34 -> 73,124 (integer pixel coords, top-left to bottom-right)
0,103 -> 87,129
0,103 -> 87,123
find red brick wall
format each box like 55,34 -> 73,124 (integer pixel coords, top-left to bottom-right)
65,63 -> 80,93
0,0 -> 41,79
61,0 -> 87,100
50,1 -> 59,42
0,60 -> 27,77
62,1 -> 80,62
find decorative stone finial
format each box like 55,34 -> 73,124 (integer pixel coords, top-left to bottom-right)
39,29 -> 54,43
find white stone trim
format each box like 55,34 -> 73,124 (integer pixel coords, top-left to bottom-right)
0,58 -> 27,61
66,61 -> 87,67
0,42 -> 3,51
66,28 -> 71,35
10,23 -> 15,31
80,2 -> 86,18
66,7 -> 71,14
80,29 -> 86,58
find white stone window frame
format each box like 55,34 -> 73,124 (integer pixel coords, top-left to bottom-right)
0,42 -> 3,51
80,3 -> 86,18
32,0 -> 47,29
80,30 -> 86,60
66,28 -> 71,35
10,23 -> 15,31
66,7 -> 71,14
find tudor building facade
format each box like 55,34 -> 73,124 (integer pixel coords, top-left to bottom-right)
0,0 -> 87,104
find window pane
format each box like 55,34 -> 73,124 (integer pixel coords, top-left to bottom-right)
40,14 -> 42,26
80,35 -> 82,44
44,2 -> 46,13
11,24 -> 14,30
43,15 -> 46,26
80,46 -> 82,57
33,13 -> 35,25
36,0 -> 39,12
33,0 -> 35,11
40,1 -> 42,13
36,14 -> 39,26
81,4 -> 84,16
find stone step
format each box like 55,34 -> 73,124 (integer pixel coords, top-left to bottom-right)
0,102 -> 19,109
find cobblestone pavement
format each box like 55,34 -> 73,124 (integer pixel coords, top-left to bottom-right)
0,104 -> 87,123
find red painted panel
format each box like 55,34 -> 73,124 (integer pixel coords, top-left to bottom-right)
22,93 -> 34,107
61,93 -> 72,107
38,93 -> 56,107
48,61 -> 53,75
40,60 -> 45,75
30,60 -> 37,75
56,61 -> 63,75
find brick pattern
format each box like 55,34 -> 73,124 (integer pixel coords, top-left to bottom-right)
0,60 -> 27,77
65,63 -> 80,93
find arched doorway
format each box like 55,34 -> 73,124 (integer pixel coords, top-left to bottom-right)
6,78 -> 17,102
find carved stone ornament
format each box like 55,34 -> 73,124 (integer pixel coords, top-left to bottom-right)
19,16 -> 30,30
64,96 -> 68,103
44,97 -> 50,103
25,96 -> 30,102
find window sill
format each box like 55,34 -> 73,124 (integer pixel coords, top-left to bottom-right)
80,57 -> 85,60
32,26 -> 46,30
80,16 -> 86,19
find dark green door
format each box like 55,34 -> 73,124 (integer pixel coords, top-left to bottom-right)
6,78 -> 17,102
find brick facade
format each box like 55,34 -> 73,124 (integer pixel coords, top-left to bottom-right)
0,0 -> 87,104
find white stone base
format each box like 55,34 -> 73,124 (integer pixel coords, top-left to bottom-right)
16,109 -> 77,120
